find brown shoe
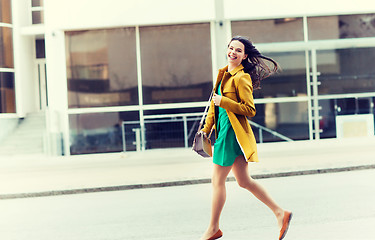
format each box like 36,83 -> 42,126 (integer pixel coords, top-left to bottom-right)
279,211 -> 292,240
207,229 -> 223,240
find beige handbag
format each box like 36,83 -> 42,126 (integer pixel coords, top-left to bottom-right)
192,91 -> 213,158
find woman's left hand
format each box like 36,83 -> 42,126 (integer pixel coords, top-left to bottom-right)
213,93 -> 222,106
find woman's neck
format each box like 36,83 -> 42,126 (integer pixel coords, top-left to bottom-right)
227,63 -> 239,72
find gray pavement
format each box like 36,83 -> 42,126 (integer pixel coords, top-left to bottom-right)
1,137 -> 375,199
1,169 -> 375,240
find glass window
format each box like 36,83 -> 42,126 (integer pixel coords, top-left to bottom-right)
231,18 -> 304,43
66,27 -> 138,108
253,51 -> 307,99
0,27 -> 14,68
319,97 -> 375,139
140,23 -> 212,104
32,11 -> 44,24
69,111 -> 139,154
32,0 -> 43,7
251,101 -> 309,142
35,39 -> 45,59
0,0 -> 12,24
308,14 -> 375,40
144,107 -> 208,149
317,48 -> 375,95
0,72 -> 16,113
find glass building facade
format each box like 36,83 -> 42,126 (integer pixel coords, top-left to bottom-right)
64,13 -> 375,154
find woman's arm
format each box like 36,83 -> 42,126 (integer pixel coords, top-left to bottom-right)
220,73 -> 256,117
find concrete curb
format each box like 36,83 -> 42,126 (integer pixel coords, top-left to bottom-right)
1,164 -> 374,200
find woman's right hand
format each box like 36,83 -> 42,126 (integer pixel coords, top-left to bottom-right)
199,130 -> 207,136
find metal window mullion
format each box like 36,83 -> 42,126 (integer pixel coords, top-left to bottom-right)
0,23 -> 13,28
303,16 -> 308,42
210,20 -> 217,85
305,50 -> 313,140
0,68 -> 15,72
135,26 -> 145,151
311,49 -> 321,140
31,7 -> 44,11
317,92 -> 375,100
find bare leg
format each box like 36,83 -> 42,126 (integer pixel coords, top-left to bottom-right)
232,155 -> 286,228
200,164 -> 232,240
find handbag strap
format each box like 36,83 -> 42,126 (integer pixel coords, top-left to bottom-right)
197,90 -> 214,136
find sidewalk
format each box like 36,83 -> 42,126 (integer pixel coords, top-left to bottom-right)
1,137 -> 375,199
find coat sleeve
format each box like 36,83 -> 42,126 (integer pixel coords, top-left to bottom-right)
219,73 -> 256,117
201,99 -> 215,135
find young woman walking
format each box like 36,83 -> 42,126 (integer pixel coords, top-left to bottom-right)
200,36 -> 292,240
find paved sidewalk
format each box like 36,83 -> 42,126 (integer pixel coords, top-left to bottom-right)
1,138 -> 375,199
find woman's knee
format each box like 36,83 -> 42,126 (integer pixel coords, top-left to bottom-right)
237,176 -> 254,189
211,175 -> 226,188
211,165 -> 231,187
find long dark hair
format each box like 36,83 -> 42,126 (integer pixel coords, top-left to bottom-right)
229,36 -> 279,89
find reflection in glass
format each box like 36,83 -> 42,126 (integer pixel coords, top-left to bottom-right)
231,18 -> 304,43
66,28 -> 138,108
308,14 -> 375,40
253,51 -> 307,99
319,97 -> 375,139
0,0 -> 12,24
251,101 -> 309,142
0,72 -> 15,113
317,48 -> 375,95
69,111 -> 139,154
0,27 -> 14,68
140,23 -> 212,104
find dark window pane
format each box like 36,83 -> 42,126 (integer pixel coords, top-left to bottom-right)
69,111 -> 139,154
317,48 -> 375,95
308,14 -> 375,40
0,0 -> 12,24
140,23 -> 212,104
66,28 -> 138,108
32,11 -> 44,24
0,27 -> 14,68
0,72 -> 16,113
232,18 -> 304,43
254,51 -> 307,99
251,101 -> 309,142
35,39 -> 45,58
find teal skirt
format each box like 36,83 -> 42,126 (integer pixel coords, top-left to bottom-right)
213,83 -> 243,167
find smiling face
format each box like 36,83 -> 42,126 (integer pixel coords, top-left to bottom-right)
227,40 -> 248,69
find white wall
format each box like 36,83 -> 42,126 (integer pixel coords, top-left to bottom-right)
12,0 -> 38,116
44,0 -> 375,31
224,0 -> 375,20
44,0 -> 215,31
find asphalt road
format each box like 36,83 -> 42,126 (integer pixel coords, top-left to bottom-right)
1,169 -> 375,240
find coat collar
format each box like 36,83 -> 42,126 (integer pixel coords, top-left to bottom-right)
215,64 -> 245,92
219,64 -> 244,76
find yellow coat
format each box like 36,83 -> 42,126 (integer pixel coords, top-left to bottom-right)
202,64 -> 259,162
